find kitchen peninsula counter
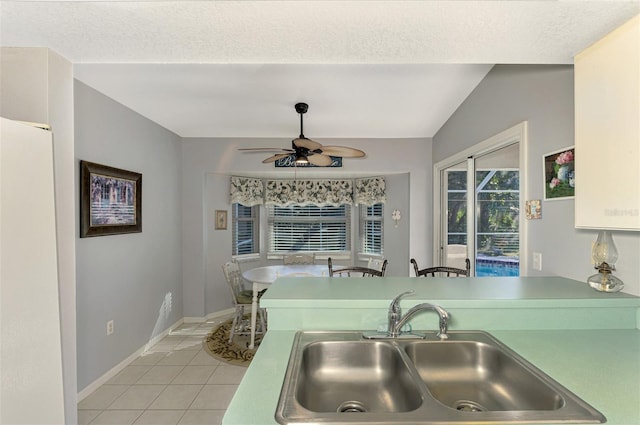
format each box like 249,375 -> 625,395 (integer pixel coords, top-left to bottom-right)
223,276 -> 640,425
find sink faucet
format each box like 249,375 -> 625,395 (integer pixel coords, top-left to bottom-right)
387,290 -> 450,339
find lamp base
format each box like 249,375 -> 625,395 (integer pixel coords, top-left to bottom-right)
587,272 -> 624,292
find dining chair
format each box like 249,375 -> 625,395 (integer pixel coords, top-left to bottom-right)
410,258 -> 471,277
367,257 -> 387,272
222,260 -> 266,343
283,253 -> 316,265
328,257 -> 387,277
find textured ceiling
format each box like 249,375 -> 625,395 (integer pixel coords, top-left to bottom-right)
2,1 -> 639,138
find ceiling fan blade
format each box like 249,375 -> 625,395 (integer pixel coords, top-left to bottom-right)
318,146 -> 366,158
293,138 -> 322,151
307,154 -> 333,167
262,153 -> 292,164
239,147 -> 294,152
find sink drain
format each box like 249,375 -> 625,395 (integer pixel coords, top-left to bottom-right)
337,401 -> 367,413
453,400 -> 486,412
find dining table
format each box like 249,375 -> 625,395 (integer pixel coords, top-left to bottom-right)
241,264 -> 328,349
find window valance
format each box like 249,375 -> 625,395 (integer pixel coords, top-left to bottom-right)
265,179 -> 353,207
355,177 -> 386,206
230,176 -> 385,207
229,176 -> 264,206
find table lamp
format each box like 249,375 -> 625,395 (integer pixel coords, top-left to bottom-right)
587,230 -> 624,292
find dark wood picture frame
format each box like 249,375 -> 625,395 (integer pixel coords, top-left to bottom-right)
80,160 -> 142,237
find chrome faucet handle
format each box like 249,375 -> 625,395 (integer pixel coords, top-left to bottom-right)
389,290 -> 414,314
387,290 -> 415,336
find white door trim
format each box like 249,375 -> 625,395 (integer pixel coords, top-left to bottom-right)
433,121 -> 529,274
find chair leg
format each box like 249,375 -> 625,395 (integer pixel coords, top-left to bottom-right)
228,305 -> 243,344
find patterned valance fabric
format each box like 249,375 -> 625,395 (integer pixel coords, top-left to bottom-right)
230,176 -> 386,207
264,179 -> 353,207
229,176 -> 264,206
355,177 -> 386,206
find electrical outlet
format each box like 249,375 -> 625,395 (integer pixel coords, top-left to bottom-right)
533,252 -> 542,271
106,320 -> 114,336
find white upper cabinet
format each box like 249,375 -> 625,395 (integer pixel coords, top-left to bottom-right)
574,15 -> 640,231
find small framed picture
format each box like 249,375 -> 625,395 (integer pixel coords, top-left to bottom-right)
526,200 -> 542,219
215,210 -> 227,230
80,160 -> 142,237
543,146 -> 575,201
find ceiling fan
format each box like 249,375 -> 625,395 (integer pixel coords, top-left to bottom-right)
239,102 -> 366,166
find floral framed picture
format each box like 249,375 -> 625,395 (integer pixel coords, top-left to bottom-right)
80,160 -> 142,237
543,146 -> 575,201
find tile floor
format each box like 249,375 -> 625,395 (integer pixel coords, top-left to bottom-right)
78,315 -> 242,425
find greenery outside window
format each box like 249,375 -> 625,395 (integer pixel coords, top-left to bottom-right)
232,203 -> 259,256
475,170 -> 519,258
359,203 -> 383,256
267,204 -> 351,258
447,169 -> 519,256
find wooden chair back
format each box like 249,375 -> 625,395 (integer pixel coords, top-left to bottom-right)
367,257 -> 387,272
411,258 -> 471,277
222,260 -> 248,304
328,258 -> 387,277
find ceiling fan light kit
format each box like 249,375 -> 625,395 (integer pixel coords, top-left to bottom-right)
239,102 -> 366,167
294,152 -> 309,165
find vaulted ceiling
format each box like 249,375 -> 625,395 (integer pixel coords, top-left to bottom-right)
2,1 -> 638,138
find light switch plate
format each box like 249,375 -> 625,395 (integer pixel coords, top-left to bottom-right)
533,252 -> 542,271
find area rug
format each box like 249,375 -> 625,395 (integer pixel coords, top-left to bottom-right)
203,318 -> 262,366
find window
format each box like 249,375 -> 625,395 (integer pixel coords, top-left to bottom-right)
232,203 -> 259,256
475,169 -> 519,263
359,203 -> 383,255
267,204 -> 351,257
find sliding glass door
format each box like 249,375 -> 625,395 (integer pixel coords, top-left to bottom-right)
437,135 -> 523,277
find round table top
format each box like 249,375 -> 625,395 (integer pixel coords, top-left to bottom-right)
242,264 -> 328,284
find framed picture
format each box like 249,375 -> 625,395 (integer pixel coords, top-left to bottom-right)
80,161 -> 142,237
215,210 -> 227,230
543,146 -> 575,201
526,200 -> 542,219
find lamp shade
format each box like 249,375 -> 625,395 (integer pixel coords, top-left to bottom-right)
588,230 -> 623,292
591,230 -> 618,267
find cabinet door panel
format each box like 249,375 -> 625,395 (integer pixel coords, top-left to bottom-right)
574,15 -> 640,230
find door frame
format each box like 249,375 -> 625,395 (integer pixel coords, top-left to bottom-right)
433,122 -> 529,275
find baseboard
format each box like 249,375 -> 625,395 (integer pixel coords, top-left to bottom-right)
77,317 -> 184,402
77,309 -> 235,402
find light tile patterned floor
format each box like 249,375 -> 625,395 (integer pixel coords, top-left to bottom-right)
78,316 -> 242,425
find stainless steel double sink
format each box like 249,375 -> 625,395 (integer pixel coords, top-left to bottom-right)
275,331 -> 606,424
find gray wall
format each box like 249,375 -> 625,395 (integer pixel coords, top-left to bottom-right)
75,81 -> 184,390
182,138 -> 431,317
1,47 -> 77,424
434,64 -> 640,295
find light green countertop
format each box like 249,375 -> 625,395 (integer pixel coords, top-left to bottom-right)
223,277 -> 640,425
263,276 -> 640,307
224,329 -> 640,425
